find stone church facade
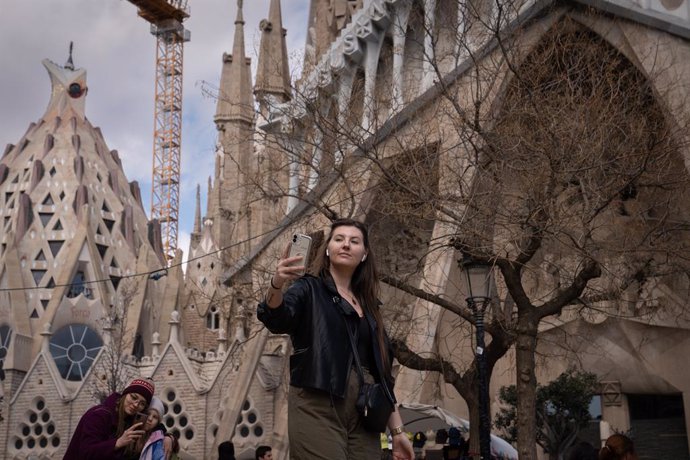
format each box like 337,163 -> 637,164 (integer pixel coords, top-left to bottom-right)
1,0 -> 690,459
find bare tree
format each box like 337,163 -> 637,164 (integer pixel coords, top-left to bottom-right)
216,2 -> 690,458
90,284 -> 139,402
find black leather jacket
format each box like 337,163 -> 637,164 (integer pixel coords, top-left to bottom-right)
257,274 -> 396,401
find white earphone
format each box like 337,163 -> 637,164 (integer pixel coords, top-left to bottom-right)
326,249 -> 330,257
361,254 -> 367,262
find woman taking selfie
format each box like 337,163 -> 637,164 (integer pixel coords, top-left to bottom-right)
63,378 -> 154,460
258,218 -> 413,460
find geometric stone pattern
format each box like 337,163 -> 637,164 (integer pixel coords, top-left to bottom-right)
161,387 -> 196,445
8,396 -> 60,456
600,380 -> 623,407
234,397 -> 265,442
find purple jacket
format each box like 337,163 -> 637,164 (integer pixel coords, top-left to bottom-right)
63,392 -> 131,460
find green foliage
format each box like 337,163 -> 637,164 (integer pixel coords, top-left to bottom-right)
495,384 -> 519,443
495,369 -> 598,458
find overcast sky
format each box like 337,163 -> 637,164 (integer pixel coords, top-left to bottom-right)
0,0 -> 309,261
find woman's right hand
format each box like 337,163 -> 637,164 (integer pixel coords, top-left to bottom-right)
271,243 -> 306,289
115,422 -> 145,449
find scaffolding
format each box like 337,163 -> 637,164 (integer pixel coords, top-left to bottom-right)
128,0 -> 190,264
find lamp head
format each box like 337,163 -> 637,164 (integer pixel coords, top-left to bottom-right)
459,253 -> 493,301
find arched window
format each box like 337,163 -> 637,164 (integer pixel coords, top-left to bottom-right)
49,324 -> 102,381
66,270 -> 93,299
206,306 -> 220,330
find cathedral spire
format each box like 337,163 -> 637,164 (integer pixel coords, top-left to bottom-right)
65,42 -> 75,71
207,176 -> 213,216
255,0 -> 291,115
210,0 -> 257,258
41,51 -> 87,121
193,184 -> 201,234
214,0 -> 254,127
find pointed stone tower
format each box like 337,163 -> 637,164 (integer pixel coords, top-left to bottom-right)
212,0 -> 256,263
253,0 -> 294,235
0,50 -> 179,394
255,0 -> 292,118
183,0 -> 258,351
181,192 -> 228,351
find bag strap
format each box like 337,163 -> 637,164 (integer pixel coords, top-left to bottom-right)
336,296 -> 396,404
342,305 -> 366,386
340,301 -> 395,401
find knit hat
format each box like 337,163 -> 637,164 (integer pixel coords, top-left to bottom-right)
122,378 -> 154,405
149,396 -> 165,417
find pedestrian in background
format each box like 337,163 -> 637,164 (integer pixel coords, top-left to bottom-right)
599,434 -> 638,460
255,445 -> 272,460
218,440 -> 235,460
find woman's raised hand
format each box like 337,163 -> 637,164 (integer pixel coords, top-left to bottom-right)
114,422 -> 145,449
271,243 -> 305,289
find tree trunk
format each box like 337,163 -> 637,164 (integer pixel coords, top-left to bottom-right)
466,394 -> 481,459
516,325 -> 539,459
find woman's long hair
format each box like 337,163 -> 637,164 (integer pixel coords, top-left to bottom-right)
116,396 -> 130,438
115,396 -> 140,457
316,218 -> 390,373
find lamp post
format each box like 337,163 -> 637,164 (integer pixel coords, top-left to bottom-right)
460,254 -> 493,460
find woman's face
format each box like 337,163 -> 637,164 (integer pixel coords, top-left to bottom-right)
123,392 -> 147,416
144,409 -> 160,431
327,225 -> 367,271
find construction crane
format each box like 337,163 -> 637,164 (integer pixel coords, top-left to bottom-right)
128,0 -> 190,264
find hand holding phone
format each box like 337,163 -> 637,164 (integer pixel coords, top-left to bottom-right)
116,417 -> 146,449
288,234 -> 312,276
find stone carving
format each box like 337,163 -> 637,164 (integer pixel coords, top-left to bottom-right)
355,16 -> 376,41
369,0 -> 392,28
343,32 -> 363,62
600,381 -> 623,406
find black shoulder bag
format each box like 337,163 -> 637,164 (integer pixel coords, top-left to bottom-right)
343,312 -> 394,433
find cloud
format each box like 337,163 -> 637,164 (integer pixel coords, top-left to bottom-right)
178,230 -> 192,274
0,0 -> 309,257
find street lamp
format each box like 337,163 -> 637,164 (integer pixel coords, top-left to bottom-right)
460,253 -> 493,460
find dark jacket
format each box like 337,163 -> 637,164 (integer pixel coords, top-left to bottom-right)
63,392 -> 129,460
257,274 -> 396,401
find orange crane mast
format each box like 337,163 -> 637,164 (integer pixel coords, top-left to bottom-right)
127,0 -> 190,264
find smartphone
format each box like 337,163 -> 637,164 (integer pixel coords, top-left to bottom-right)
288,233 -> 312,275
134,412 -> 148,426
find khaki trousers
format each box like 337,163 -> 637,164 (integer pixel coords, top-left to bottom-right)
288,368 -> 380,459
